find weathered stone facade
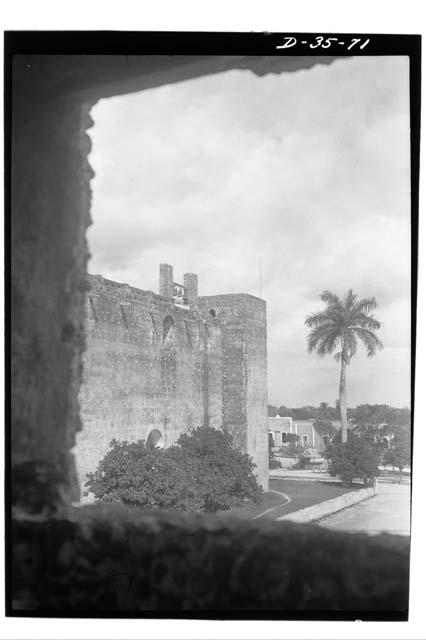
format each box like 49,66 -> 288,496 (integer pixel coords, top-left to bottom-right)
75,265 -> 268,497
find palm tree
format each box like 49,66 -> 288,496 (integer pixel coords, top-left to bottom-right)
305,290 -> 383,443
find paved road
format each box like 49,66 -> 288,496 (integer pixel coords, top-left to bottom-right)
318,479 -> 411,536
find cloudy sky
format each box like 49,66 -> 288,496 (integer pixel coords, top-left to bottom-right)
88,55 -> 411,408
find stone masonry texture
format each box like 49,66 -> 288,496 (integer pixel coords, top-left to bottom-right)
159,263 -> 173,298
198,294 -> 269,490
11,505 -> 409,614
75,275 -> 269,496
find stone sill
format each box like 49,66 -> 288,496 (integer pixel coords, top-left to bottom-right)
11,503 -> 408,615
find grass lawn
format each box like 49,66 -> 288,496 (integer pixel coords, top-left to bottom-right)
227,478 -> 358,520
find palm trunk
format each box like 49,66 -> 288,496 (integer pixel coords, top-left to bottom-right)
339,358 -> 348,443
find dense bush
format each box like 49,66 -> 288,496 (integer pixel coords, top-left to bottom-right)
351,423 -> 389,464
292,453 -> 311,470
269,455 -> 282,470
281,433 -> 299,444
325,433 -> 380,486
85,427 -> 262,513
313,420 -> 338,442
383,428 -> 411,482
283,442 -> 304,458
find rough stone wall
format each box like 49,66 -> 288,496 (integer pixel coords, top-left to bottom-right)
202,319 -> 224,429
11,505 -> 409,615
183,272 -> 198,309
199,294 -> 269,490
75,275 -> 222,496
159,263 -> 173,298
76,283 -> 267,496
11,82 -> 93,507
244,296 -> 269,489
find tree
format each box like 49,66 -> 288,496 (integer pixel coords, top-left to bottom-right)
352,422 -> 384,443
172,427 -> 262,511
350,404 -> 411,428
85,427 -> 262,512
305,290 -> 383,443
281,433 -> 299,444
383,428 -> 411,483
292,406 -> 315,420
313,420 -> 337,444
351,422 -> 389,465
326,432 -> 380,486
285,441 -> 305,458
268,434 -> 282,469
318,402 -> 330,420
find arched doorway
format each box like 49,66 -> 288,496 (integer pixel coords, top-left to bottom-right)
146,429 -> 164,449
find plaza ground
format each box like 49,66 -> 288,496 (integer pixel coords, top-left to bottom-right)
227,469 -> 411,536
318,476 -> 411,536
227,477 -> 355,520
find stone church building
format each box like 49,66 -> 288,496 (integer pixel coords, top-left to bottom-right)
75,264 -> 268,498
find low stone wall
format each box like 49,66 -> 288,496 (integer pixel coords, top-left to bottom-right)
10,503 -> 408,616
278,486 -> 376,524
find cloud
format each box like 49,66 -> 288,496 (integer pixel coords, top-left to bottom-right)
88,55 -> 411,407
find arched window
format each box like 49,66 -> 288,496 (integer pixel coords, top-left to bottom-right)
163,315 -> 174,343
146,429 -> 164,449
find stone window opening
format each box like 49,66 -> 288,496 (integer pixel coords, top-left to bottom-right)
163,315 -> 174,343
9,49 -> 410,615
146,429 -> 164,449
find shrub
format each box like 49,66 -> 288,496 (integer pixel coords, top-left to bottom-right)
383,428 -> 411,482
171,427 -> 262,510
269,456 -> 282,470
85,427 -> 262,513
284,442 -> 305,458
281,433 -> 299,444
313,420 -> 338,442
326,433 -> 379,486
351,423 -> 389,464
268,433 -> 282,469
293,453 -> 311,470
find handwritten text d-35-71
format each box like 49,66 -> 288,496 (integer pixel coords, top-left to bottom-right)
276,36 -> 370,51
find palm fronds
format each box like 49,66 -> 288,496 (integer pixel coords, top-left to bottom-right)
306,289 -> 382,363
